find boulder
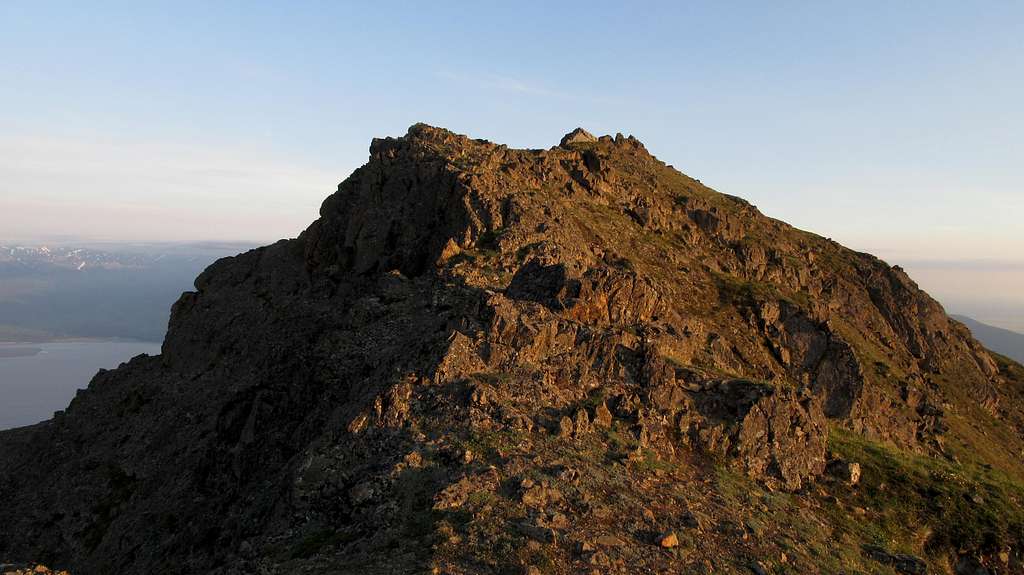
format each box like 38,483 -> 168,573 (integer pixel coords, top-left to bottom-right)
863,545 -> 927,575
593,401 -> 613,428
658,531 -> 679,548
826,459 -> 862,486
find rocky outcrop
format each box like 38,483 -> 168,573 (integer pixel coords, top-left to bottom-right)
679,379 -> 827,491
1,125 -> 1022,574
559,127 -> 597,147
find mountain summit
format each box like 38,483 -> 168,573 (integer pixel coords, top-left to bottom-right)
2,125 -> 1023,574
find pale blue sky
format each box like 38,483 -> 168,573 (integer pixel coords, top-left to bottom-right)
1,2 -> 1022,326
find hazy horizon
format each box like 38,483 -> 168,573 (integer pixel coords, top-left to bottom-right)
4,233 -> 1023,335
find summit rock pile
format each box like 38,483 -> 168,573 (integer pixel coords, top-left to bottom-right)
2,125 -> 1023,574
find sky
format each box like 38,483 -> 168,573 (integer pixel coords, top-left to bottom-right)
1,2 -> 1022,328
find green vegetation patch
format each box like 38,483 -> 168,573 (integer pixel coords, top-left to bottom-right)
460,427 -> 528,462
476,226 -> 507,251
829,428 -> 1024,555
712,271 -> 809,310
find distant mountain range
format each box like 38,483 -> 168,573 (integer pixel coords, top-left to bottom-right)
0,241 -> 259,341
0,245 -> 152,272
951,314 -> 1024,364
0,242 -> 258,273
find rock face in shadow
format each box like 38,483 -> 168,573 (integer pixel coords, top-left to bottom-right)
680,379 -> 827,491
1,125 -> 1023,574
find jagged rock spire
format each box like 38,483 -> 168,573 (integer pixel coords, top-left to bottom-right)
559,127 -> 598,147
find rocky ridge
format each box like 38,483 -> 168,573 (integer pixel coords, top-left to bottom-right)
1,125 -> 1023,574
